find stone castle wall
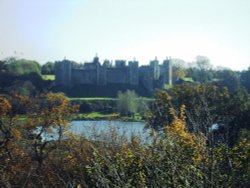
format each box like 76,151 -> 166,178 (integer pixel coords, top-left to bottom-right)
55,57 -> 172,91
106,68 -> 129,84
71,69 -> 97,85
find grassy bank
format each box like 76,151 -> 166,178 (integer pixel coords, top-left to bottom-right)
75,112 -> 144,122
69,97 -> 154,101
69,97 -> 115,101
76,112 -> 119,120
42,74 -> 55,80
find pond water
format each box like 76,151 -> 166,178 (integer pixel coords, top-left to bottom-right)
70,120 -> 149,140
41,120 -> 150,141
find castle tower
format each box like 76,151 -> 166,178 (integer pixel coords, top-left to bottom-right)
129,59 -> 139,85
93,56 -> 101,85
150,56 -> 160,80
162,56 -> 172,85
55,59 -> 72,87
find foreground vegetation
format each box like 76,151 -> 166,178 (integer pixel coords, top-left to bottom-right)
0,84 -> 250,187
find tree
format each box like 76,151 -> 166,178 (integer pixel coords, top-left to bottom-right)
6,58 -> 41,76
0,60 -> 14,90
86,105 -> 207,187
196,56 -> 212,71
117,90 -> 138,117
171,58 -> 187,81
24,93 -> 78,168
194,56 -> 214,82
169,83 -> 246,143
41,62 -> 55,75
145,91 -> 173,131
147,83 -> 250,147
0,60 -> 7,73
0,96 -> 20,160
216,69 -> 240,92
0,58 -> 53,96
241,67 -> 250,92
174,66 -> 186,80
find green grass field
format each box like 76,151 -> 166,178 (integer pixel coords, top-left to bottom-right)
42,74 -> 55,80
76,112 -> 144,122
69,97 -> 154,101
69,97 -> 116,101
164,84 -> 173,89
77,112 -> 119,119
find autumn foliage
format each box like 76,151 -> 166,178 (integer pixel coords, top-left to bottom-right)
0,89 -> 249,187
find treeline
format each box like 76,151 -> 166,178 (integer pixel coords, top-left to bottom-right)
171,56 -> 247,92
0,58 -> 53,96
1,56 -> 250,97
0,84 -> 249,187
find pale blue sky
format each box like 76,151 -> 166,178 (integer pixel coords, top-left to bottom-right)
0,0 -> 250,70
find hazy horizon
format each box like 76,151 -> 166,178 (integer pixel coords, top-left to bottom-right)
1,0 -> 250,70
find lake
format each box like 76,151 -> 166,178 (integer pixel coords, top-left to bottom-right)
42,120 -> 149,141
70,120 -> 149,141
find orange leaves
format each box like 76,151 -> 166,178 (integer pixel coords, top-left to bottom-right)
166,105 -> 188,139
26,92 -> 78,130
0,96 -> 12,115
166,105 -> 206,165
16,95 -> 31,107
11,128 -> 22,140
45,92 -> 78,121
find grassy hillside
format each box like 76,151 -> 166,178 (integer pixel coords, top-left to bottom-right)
42,74 -> 55,80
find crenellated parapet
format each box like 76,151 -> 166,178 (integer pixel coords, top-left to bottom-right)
54,56 -> 173,92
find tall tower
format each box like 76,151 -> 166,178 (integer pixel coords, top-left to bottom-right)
150,56 -> 160,80
129,59 -> 139,85
162,57 -> 172,85
55,59 -> 72,87
93,56 -> 101,85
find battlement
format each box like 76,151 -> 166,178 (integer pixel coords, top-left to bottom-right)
55,56 -> 172,92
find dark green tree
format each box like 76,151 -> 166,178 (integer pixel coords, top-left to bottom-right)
6,58 -> 41,76
145,91 -> 173,131
216,69 -> 241,92
41,62 -> 55,75
241,67 -> 250,92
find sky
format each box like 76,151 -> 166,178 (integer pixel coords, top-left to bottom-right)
0,0 -> 250,70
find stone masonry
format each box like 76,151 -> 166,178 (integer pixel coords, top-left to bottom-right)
55,56 -> 172,92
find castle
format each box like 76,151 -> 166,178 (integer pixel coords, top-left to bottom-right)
55,56 -> 172,92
